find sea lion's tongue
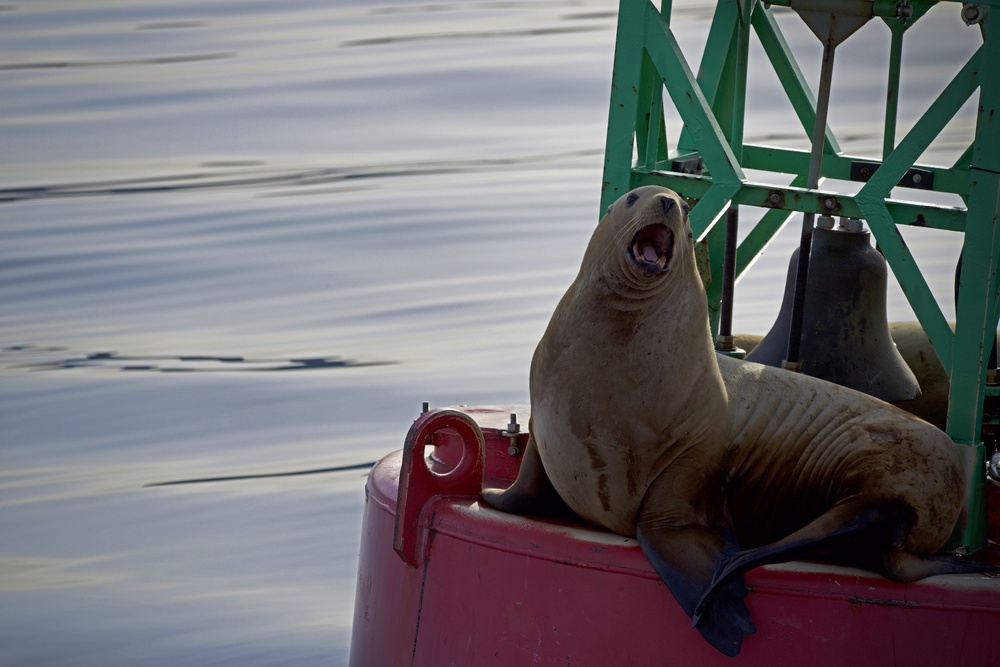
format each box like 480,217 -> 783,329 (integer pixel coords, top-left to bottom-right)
631,223 -> 672,270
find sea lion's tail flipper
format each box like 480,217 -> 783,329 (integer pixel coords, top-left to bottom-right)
636,521 -> 755,657
480,432 -> 576,519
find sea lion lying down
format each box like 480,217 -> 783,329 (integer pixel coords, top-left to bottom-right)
482,186 -> 992,656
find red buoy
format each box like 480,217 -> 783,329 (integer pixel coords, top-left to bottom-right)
350,406 -> 1000,666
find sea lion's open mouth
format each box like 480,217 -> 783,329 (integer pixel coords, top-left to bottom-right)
629,223 -> 673,272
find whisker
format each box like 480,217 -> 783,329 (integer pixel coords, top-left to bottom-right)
595,209 -> 644,268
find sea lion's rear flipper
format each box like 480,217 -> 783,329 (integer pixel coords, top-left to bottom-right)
695,500 -> 907,623
481,432 -> 575,519
882,550 -> 997,581
636,519 -> 755,657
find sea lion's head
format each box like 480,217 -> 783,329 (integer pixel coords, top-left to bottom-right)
582,186 -> 693,302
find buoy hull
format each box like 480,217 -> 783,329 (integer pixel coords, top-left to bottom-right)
349,406 -> 1000,666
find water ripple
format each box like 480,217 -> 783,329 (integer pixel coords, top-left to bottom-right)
0,52 -> 236,72
1,346 -> 394,373
0,149 -> 601,203
340,24 -> 607,48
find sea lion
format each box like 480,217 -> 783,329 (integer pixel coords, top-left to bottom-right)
482,185 -> 992,656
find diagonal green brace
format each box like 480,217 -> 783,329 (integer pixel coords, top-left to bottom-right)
643,1 -> 745,191
856,47 -> 982,377
753,7 -> 840,156
676,1 -> 741,154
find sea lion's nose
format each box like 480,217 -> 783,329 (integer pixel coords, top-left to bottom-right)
660,196 -> 675,215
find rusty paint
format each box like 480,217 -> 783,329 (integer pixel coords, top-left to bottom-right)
695,239 -> 712,287
821,195 -> 841,213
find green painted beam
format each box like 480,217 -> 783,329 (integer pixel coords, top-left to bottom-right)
600,0 -> 649,213
947,11 -> 1000,550
638,173 -> 968,232
635,51 -> 669,171
741,144 -> 972,196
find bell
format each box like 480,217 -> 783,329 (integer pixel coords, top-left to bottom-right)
746,220 -> 920,402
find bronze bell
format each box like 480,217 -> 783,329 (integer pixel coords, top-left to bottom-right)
746,219 -> 920,402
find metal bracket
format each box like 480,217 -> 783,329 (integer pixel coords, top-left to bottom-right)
850,161 -> 935,190
671,155 -> 705,175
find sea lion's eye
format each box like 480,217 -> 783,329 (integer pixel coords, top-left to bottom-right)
626,193 -> 640,207
681,201 -> 691,215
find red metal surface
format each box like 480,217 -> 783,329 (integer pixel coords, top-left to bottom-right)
350,406 -> 1000,667
393,409 -> 486,567
425,405 -> 529,484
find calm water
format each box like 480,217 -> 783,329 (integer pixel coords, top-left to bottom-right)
0,1 -> 981,664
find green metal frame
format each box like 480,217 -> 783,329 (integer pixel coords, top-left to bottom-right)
601,0 -> 1000,551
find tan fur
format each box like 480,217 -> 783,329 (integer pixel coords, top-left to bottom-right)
734,323 -> 953,430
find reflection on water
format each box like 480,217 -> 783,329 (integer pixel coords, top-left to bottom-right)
0,0 -> 981,664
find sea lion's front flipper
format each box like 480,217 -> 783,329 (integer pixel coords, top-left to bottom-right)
636,508 -> 755,657
481,432 -> 575,519
636,521 -> 754,656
